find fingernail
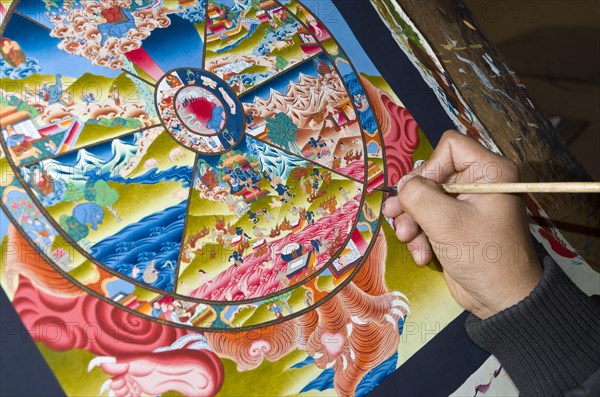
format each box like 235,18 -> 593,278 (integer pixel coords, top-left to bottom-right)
386,216 -> 394,229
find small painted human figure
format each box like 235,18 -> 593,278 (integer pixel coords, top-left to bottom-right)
308,136 -> 326,158
248,210 -> 259,224
305,211 -> 315,226
275,183 -> 295,203
228,250 -> 244,268
30,219 -> 52,244
310,238 -> 321,253
151,301 -> 163,318
268,302 -> 284,319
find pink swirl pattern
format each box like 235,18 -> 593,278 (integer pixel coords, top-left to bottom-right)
359,75 -> 420,186
13,277 -> 188,356
382,96 -> 420,185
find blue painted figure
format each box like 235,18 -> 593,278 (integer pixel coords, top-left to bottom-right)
206,105 -> 224,131
235,227 -> 250,239
4,132 -> 24,147
222,130 -> 234,145
81,92 -> 95,103
39,74 -> 65,105
97,6 -> 136,45
311,169 -> 322,190
262,170 -> 272,183
268,302 -> 283,319
275,183 -> 295,202
310,238 -> 321,253
248,211 -> 259,224
245,110 -> 255,128
30,219 -> 52,244
151,301 -> 163,318
228,251 -> 244,268
308,136 -> 326,158
306,211 -> 315,225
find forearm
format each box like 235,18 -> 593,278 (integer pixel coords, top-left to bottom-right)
465,257 -> 600,396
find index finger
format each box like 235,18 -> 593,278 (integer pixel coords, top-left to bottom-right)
416,130 -> 518,184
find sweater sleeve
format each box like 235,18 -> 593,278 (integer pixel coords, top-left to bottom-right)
465,256 -> 600,396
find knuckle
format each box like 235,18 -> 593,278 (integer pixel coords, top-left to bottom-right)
441,130 -> 460,145
498,157 -> 520,182
395,215 -> 417,242
399,177 -> 427,204
506,159 -> 520,182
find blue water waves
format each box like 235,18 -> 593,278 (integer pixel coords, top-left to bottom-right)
90,201 -> 188,291
92,166 -> 194,188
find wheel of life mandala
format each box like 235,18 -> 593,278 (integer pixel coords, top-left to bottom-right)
0,0 -> 388,331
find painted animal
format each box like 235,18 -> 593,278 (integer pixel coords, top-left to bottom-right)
143,260 -> 159,284
72,202 -> 104,230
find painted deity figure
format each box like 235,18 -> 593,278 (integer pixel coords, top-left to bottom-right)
97,6 -> 136,45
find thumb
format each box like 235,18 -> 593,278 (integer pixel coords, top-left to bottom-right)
397,175 -> 467,236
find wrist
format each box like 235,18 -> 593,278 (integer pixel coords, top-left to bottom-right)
465,257 -> 600,394
474,258 -> 543,320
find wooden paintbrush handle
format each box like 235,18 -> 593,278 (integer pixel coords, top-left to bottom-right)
440,182 -> 600,194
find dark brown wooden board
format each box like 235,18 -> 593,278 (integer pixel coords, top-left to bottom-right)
389,0 -> 600,270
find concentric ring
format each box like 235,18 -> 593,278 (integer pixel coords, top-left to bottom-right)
156,68 -> 245,155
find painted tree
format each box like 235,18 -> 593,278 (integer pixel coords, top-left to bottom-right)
84,180 -> 97,201
266,112 -> 300,154
93,180 -> 121,222
274,55 -> 289,71
62,182 -> 84,205
263,290 -> 293,314
59,215 -> 88,242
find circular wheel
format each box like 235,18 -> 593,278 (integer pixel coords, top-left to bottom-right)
0,0 -> 387,331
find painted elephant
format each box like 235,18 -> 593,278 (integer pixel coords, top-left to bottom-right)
72,202 -> 104,230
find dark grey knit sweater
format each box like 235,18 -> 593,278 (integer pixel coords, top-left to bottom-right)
465,257 -> 600,396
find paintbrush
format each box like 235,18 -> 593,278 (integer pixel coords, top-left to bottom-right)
375,182 -> 600,195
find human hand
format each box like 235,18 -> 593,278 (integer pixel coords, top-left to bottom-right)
382,130 -> 542,319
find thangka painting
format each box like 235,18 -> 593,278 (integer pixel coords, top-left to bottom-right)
0,1 -> 469,396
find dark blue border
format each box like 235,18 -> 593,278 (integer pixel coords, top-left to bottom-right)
1,287 -> 65,397
333,0 -> 456,146
367,311 -> 490,396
